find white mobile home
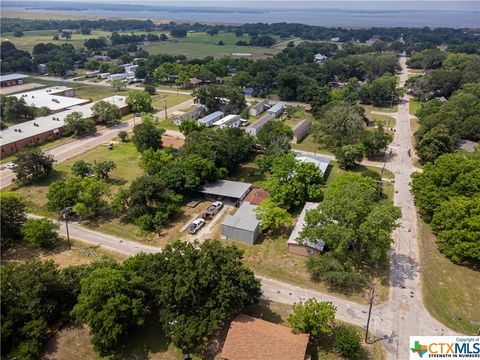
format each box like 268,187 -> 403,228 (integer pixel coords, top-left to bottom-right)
266,102 -> 285,117
213,114 -> 241,129
198,111 -> 224,127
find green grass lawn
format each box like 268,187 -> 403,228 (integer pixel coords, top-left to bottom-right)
372,114 -> 396,129
291,134 -> 334,155
409,99 -> 422,116
362,104 -> 398,113
418,219 -> 479,334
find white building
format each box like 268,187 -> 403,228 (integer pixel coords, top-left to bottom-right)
245,113 -> 275,137
198,111 -> 224,127
213,114 -> 241,129
248,99 -> 268,117
314,53 -> 328,63
266,102 -> 285,117
13,86 -> 90,112
294,153 -> 330,177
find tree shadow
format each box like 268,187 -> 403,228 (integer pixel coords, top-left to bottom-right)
244,299 -> 284,324
390,252 -> 419,288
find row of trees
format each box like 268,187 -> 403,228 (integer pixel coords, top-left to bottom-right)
414,84 -> 480,163
0,240 -> 261,359
411,152 -> 480,265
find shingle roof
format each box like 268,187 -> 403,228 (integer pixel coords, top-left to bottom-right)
287,202 -> 324,251
200,180 -> 251,199
243,187 -> 269,205
221,314 -> 309,360
222,203 -> 260,232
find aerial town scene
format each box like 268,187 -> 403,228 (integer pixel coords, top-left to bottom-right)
0,1 -> 479,359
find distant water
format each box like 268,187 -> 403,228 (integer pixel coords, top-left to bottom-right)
2,3 -> 479,28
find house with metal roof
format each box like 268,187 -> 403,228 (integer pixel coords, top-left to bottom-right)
248,99 -> 268,117
213,114 -> 241,129
222,203 -> 261,245
287,202 -> 325,257
294,153 -> 331,177
197,111 -> 224,127
292,119 -> 311,143
245,113 -> 275,137
0,73 -> 29,87
221,314 -> 309,360
266,101 -> 285,117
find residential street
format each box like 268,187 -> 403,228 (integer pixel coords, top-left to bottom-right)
0,98 -> 193,189
2,57 -> 457,358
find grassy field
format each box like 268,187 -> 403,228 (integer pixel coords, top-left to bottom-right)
372,114 -> 396,129
409,99 -> 422,116
291,134 -> 335,155
418,219 -> 479,334
4,28 -> 290,59
362,104 -> 398,113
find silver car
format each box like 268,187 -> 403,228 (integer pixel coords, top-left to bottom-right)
188,218 -> 205,235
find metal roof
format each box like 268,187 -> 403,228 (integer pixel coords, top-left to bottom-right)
292,119 -> 311,134
0,96 -> 127,146
295,153 -> 330,177
13,86 -> 90,111
222,203 -> 260,232
0,73 -> 29,82
200,179 -> 251,199
287,202 -> 324,251
250,99 -> 268,111
198,111 -> 224,124
213,114 -> 240,126
246,113 -> 275,130
267,101 -> 285,114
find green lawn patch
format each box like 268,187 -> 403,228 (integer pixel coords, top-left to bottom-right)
372,114 -> 396,129
418,219 -> 479,335
409,100 -> 422,116
291,134 -> 334,155
362,104 -> 398,113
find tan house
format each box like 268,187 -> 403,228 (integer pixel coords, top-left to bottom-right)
221,314 -> 310,360
287,202 -> 325,257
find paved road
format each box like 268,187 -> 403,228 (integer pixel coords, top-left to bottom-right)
31,75 -> 192,95
0,99 -> 194,189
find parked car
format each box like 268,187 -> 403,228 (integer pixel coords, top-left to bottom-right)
4,162 -> 16,170
202,201 -> 223,219
188,218 -> 205,235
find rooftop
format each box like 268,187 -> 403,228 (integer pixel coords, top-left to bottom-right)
222,202 -> 260,232
0,96 -> 127,146
246,113 -> 275,130
0,73 -> 29,82
243,187 -> 269,205
250,99 -> 268,111
292,119 -> 311,134
213,114 -> 240,126
200,179 -> 251,199
295,153 -> 331,177
198,111 -> 224,124
287,202 -> 324,251
267,101 -> 285,114
221,314 -> 309,360
13,86 -> 90,111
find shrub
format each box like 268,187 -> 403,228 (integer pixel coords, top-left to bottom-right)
118,130 -> 129,142
334,324 -> 363,359
22,218 -> 60,249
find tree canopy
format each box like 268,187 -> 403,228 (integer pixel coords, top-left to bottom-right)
132,114 -> 165,153
13,148 -> 55,184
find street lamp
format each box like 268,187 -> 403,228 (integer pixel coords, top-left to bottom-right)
60,206 -> 73,250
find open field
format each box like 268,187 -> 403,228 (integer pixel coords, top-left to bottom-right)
4,28 -> 291,58
418,219 -> 479,334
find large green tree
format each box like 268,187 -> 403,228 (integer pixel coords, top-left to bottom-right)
71,267 -> 146,354
91,101 -> 121,125
288,299 -> 336,337
300,173 -> 401,266
415,124 -> 455,163
123,240 -> 261,354
257,120 -> 294,157
192,85 -> 246,113
126,90 -> 153,113
264,153 -> 324,209
132,114 -> 165,153
13,148 -> 55,184
0,192 -> 26,248
22,218 -> 60,249
254,197 -> 292,232
64,111 -> 96,137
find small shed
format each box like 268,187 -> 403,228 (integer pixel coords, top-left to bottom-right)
222,203 -> 260,245
248,99 -> 268,117
267,102 -> 285,118
292,119 -> 311,143
287,202 -> 324,257
198,111 -> 224,127
245,113 -> 275,137
221,314 -> 309,360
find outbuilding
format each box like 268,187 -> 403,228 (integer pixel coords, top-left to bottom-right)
221,203 -> 260,245
245,113 -> 275,137
0,73 -> 29,87
197,111 -> 224,127
287,202 -> 325,257
199,179 -> 252,203
266,101 -> 285,117
292,119 -> 311,143
248,99 -> 268,117
221,314 -> 309,360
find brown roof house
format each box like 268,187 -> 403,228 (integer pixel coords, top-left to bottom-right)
287,202 -> 325,257
221,314 -> 309,360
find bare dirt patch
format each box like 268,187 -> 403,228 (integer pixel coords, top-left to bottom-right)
0,82 -> 44,95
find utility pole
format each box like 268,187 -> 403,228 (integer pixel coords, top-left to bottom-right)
365,284 -> 377,343
60,206 -> 73,250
